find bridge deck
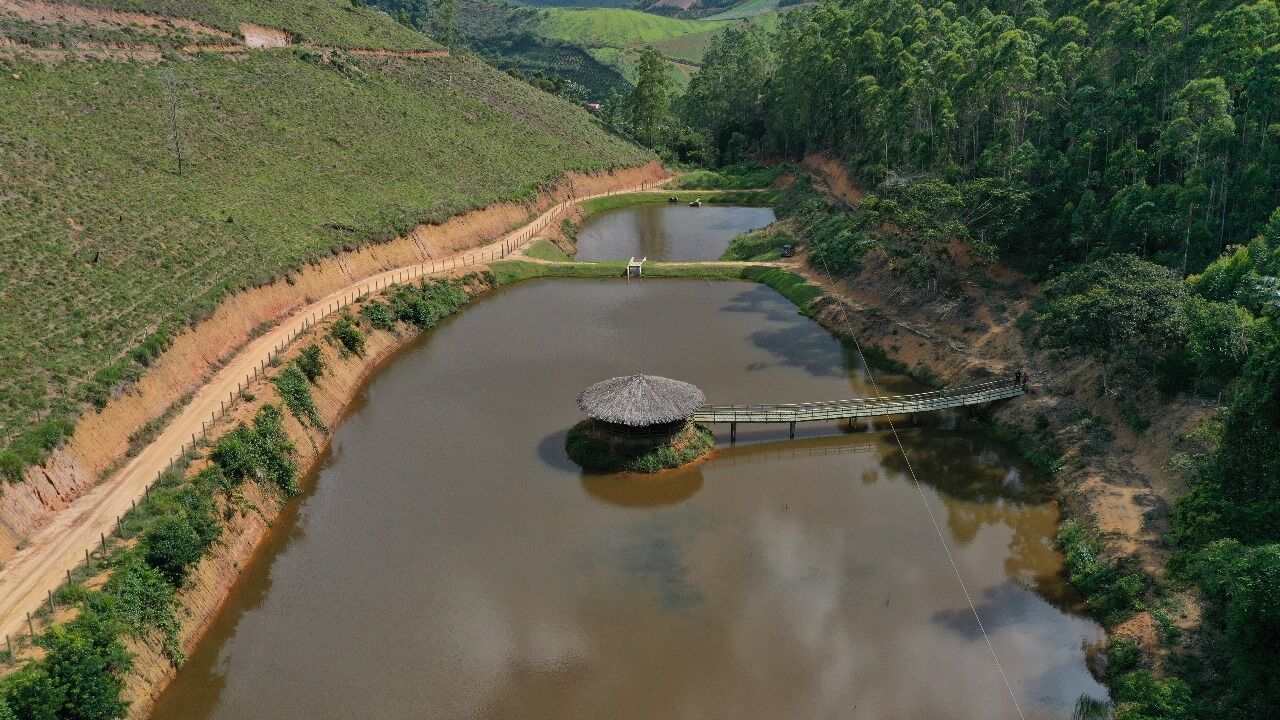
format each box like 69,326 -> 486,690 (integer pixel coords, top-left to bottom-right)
692,380 -> 1024,424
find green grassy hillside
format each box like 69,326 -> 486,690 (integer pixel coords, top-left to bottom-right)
538,7 -> 729,72
73,0 -> 438,49
455,0 -> 630,100
0,44 -> 648,475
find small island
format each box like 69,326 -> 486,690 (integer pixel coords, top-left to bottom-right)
567,374 -> 715,473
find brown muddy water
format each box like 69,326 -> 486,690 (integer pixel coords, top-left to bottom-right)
573,203 -> 776,261
152,279 -> 1106,720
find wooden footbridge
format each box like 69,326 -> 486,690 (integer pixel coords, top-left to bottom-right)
692,380 -> 1025,441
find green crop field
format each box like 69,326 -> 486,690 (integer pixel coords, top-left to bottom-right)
73,0 -> 438,49
535,7 -> 740,80
454,0 -> 631,100
537,8 -> 728,49
0,44 -> 648,472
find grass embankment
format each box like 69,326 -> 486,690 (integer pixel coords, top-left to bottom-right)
672,164 -> 784,190
490,259 -> 760,284
579,189 -> 778,216
523,238 -> 574,262
720,227 -> 794,261
0,44 -> 649,479
537,7 -> 729,66
73,0 -> 439,49
0,275 -> 486,717
490,261 -> 822,306
566,420 -> 714,473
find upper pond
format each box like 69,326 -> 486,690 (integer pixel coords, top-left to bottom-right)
573,203 -> 776,261
152,279 -> 1106,720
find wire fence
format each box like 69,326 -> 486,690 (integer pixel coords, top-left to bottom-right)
7,179 -> 657,646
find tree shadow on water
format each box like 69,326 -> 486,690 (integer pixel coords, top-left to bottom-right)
722,284 -> 805,323
748,323 -> 849,378
538,428 -> 707,508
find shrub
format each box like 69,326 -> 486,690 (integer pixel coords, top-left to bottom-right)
330,314 -> 365,356
128,327 -> 171,368
4,609 -> 133,720
1106,635 -> 1142,678
210,405 -> 298,496
389,279 -> 470,330
272,364 -> 326,430
1057,520 -> 1148,626
141,516 -> 205,586
360,301 -> 396,331
565,421 -> 714,473
99,553 -> 182,661
0,416 -> 75,483
296,343 -> 326,383
1111,670 -> 1191,720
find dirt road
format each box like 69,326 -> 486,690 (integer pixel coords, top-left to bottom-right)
0,180 -> 661,642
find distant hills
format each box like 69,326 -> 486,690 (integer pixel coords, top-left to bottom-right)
453,0 -> 791,96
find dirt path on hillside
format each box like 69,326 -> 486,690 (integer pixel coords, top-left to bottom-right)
0,0 -> 451,59
0,178 -> 665,643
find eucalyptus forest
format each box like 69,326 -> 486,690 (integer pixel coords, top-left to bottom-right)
650,2 -> 1280,717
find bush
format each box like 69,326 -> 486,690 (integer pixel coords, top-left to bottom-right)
1057,520 -> 1148,626
128,327 -> 171,368
330,314 -> 365,356
0,416 -> 75,483
1,609 -> 132,720
565,421 -> 714,473
388,279 -> 470,331
1111,670 -> 1191,720
296,343 -> 326,383
99,554 -> 183,661
1106,636 -> 1142,678
272,364 -> 326,431
210,405 -> 298,496
360,301 -> 396,332
141,517 -> 205,586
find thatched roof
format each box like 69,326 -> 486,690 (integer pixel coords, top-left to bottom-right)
577,374 -> 705,427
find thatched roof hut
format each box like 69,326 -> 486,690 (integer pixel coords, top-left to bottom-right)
577,374 -> 705,428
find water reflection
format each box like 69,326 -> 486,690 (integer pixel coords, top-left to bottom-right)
574,204 -> 776,261
151,280 -> 1104,720
581,469 -> 705,508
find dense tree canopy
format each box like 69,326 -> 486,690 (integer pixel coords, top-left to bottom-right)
676,2 -> 1280,717
681,0 -> 1280,275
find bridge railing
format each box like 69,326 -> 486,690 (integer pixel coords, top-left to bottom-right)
692,380 -> 1024,423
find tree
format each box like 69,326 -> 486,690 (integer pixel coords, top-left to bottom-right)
142,516 -> 205,585
626,46 -> 675,151
430,0 -> 457,48
297,343 -> 326,383
680,26 -> 771,163
37,612 -> 131,720
1039,255 -> 1188,389
1190,540 -> 1280,714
